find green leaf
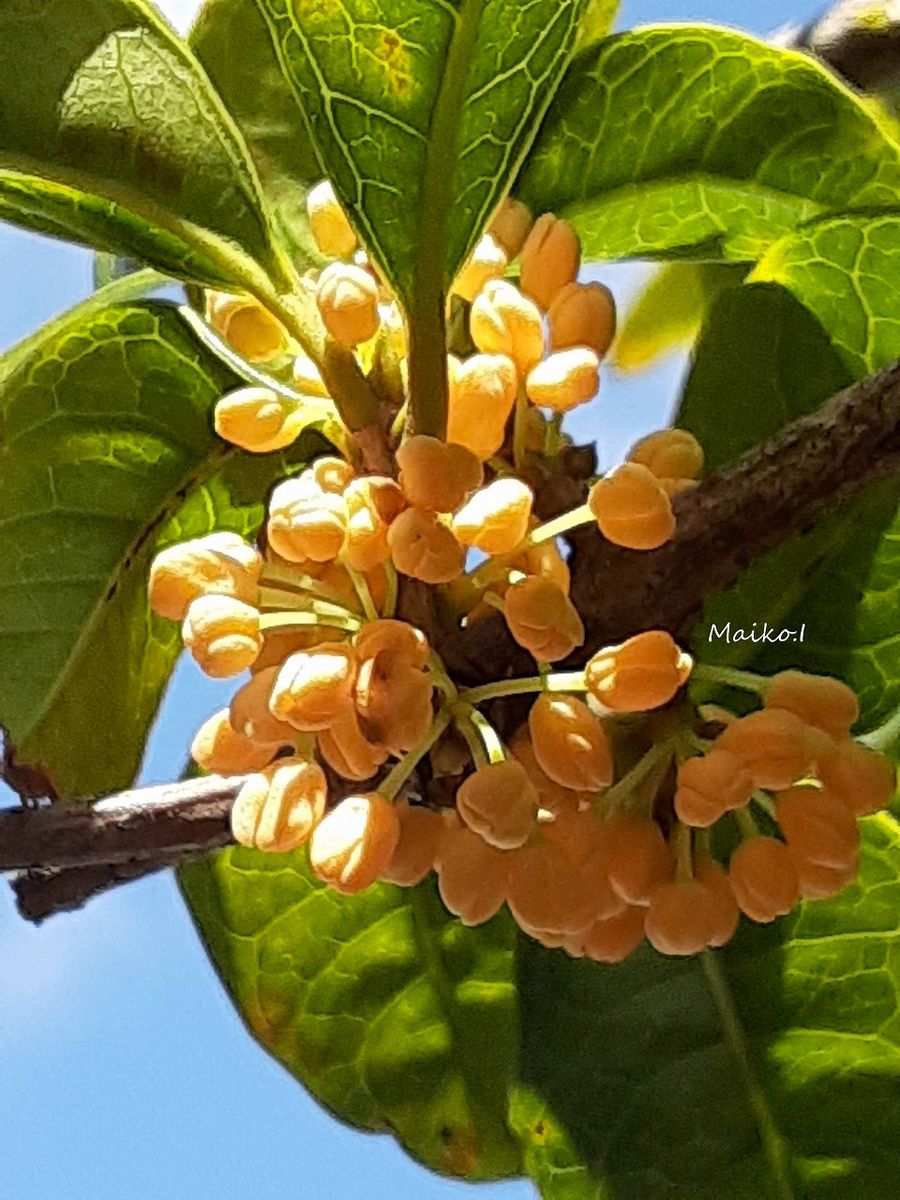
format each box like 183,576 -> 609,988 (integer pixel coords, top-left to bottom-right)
681,227 -> 900,732
752,209 -> 900,378
190,0 -> 323,270
0,300 -> 329,798
612,263 -> 746,372
252,0 -> 588,302
514,815 -> 900,1199
576,0 -> 619,50
0,0 -> 289,290
179,848 -> 523,1180
516,26 -> 900,264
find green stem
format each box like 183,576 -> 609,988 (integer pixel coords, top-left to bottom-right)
428,653 -> 459,703
692,663 -> 769,695
734,806 -> 760,840
454,709 -> 489,768
602,739 -> 676,813
861,705 -> 900,756
344,563 -> 379,623
700,953 -> 797,1200
513,385 -> 530,470
453,703 -> 505,765
407,1 -> 488,438
259,564 -> 359,611
457,671 -> 586,708
258,611 -> 361,634
527,503 -> 594,547
258,586 -> 359,621
379,709 -> 453,802
752,790 -> 778,821
674,821 -> 694,882
382,562 -> 399,619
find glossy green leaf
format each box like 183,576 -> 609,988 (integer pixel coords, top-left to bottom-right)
253,0 -> 588,303
179,848 -> 522,1180
190,0 -> 323,270
577,0 -> 619,49
516,26 -> 900,264
515,815 -> 900,1199
0,300 -> 329,798
612,263 -> 746,372
0,0 -> 290,290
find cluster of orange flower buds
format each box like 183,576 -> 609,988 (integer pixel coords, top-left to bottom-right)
156,178 -> 896,955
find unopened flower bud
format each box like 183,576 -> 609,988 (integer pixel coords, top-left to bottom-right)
291,354 -> 330,398
316,262 -> 380,346
456,760 -> 539,850
451,478 -> 533,555
435,812 -> 510,925
764,671 -> 859,740
306,180 -> 357,258
309,793 -> 401,893
586,630 -> 692,712
380,801 -> 443,887
206,291 -> 287,362
588,463 -> 676,551
628,429 -> 704,481
504,577 -> 584,662
489,197 -> 533,258
214,386 -> 306,453
447,353 -> 517,461
191,707 -> 280,773
149,533 -> 261,621
528,693 -> 613,792
267,477 -> 348,562
229,666 -> 298,746
231,758 -> 327,853
729,837 -> 799,923
470,280 -> 544,375
817,740 -> 896,816
388,509 -> 465,583
547,281 -> 617,357
526,348 -> 600,413
354,619 -> 429,670
717,707 -> 827,791
182,595 -> 261,677
519,214 -> 580,311
396,436 -> 483,513
269,644 -> 356,731
342,476 -> 403,572
318,705 -> 388,781
453,233 -> 508,303
674,749 -> 753,828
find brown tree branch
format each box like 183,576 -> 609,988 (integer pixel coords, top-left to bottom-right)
3,359 -> 899,922
784,1 -> 900,92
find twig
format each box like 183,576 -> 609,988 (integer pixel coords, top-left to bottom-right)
786,1 -> 900,92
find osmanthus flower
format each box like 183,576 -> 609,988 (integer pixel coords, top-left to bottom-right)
148,532 -> 261,621
309,793 -> 401,894
231,759 -> 328,854
586,630 -> 693,713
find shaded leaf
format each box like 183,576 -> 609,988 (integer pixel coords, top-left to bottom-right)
0,301 -> 328,799
190,0 -> 323,270
516,26 -> 900,264
612,262 -> 746,372
253,0 -> 588,303
515,816 -> 900,1199
179,848 -> 522,1180
0,0 -> 289,289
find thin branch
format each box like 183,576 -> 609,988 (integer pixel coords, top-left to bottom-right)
786,1 -> 900,92
4,358 -> 900,923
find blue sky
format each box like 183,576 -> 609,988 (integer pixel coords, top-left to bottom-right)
0,1 -> 812,1196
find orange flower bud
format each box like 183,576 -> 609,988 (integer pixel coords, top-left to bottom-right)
229,666 -> 299,746
267,477 -> 348,563
354,619 -> 429,671
645,880 -> 716,956
729,837 -> 799,923
765,671 -> 860,740
674,749 -> 753,828
588,463 -> 676,551
149,533 -> 261,621
214,386 -> 306,453
396,436 -> 483,513
182,594 -> 261,677
694,856 -> 740,948
792,858 -> 858,902
453,232 -> 508,302
508,838 -> 599,934
717,707 -> 827,791
231,758 -> 327,853
380,801 -> 443,887
291,354 -> 330,399
435,812 -> 509,925
816,740 -> 896,816
525,349 -> 600,413
547,281 -> 617,358
509,729 -> 581,814
343,476 -> 403,572
317,704 -> 389,781
585,630 -> 692,713
191,708 -> 280,774
528,694 -> 613,792
776,785 -> 860,871
580,905 -> 646,963
510,536 -> 571,595
309,456 -> 356,495
519,214 -> 581,311
447,353 -> 517,461
309,793 -> 400,894
206,291 -> 286,362
456,760 -> 539,850
489,197 -> 533,258
269,644 -> 356,731
355,657 -> 434,756
503,577 -> 584,662
601,813 -> 674,905
451,478 -> 534,555
627,429 -> 704,482
316,262 -> 380,346
470,279 -> 544,375
388,508 -> 465,583
306,180 -> 357,258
